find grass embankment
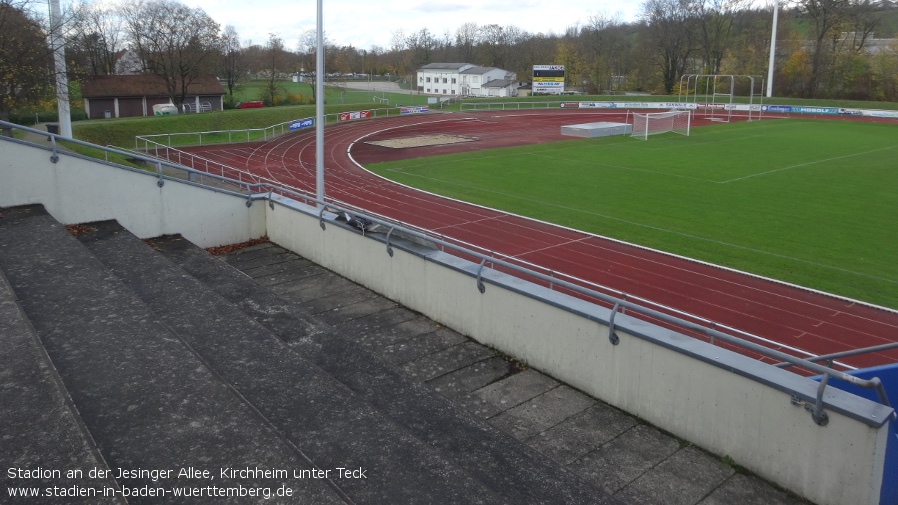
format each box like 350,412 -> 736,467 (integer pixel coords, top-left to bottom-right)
73,102 -> 381,148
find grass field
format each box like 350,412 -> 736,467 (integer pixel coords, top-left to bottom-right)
366,119 -> 898,309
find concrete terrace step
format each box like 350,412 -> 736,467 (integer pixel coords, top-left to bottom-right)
74,221 -> 540,504
219,241 -> 813,505
0,205 -> 343,504
0,268 -> 121,504
147,232 -> 622,505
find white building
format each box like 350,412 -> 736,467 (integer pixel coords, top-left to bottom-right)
417,63 -> 520,97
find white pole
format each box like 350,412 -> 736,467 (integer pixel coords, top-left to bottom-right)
49,0 -> 71,138
766,0 -> 779,98
315,0 -> 325,208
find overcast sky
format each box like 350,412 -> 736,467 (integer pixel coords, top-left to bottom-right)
196,0 -> 643,52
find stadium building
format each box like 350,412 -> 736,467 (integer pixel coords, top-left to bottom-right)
416,63 -> 522,97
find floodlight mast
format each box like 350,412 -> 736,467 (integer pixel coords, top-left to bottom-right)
766,0 -> 779,98
315,0 -> 325,208
49,0 -> 72,138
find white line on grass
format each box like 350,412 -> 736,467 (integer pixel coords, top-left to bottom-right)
719,144 -> 898,184
382,169 -> 898,287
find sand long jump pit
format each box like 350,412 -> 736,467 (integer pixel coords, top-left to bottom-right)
365,134 -> 476,149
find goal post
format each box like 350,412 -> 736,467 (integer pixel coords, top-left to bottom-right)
630,110 -> 692,140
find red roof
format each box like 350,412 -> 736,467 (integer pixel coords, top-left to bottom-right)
81,74 -> 224,98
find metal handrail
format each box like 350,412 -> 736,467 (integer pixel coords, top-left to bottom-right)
774,342 -> 898,369
4,120 -> 894,422
134,106 -> 399,149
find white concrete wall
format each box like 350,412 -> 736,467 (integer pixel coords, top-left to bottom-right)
267,198 -> 890,505
0,140 -> 266,247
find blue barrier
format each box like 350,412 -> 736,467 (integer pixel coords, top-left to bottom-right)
818,365 -> 897,505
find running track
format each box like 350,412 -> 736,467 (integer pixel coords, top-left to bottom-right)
183,110 -> 898,371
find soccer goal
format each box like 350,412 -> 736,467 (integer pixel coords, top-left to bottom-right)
630,110 -> 691,140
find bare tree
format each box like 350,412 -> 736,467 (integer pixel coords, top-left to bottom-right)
263,33 -> 286,105
406,28 -> 436,69
641,0 -> 700,93
298,28 -> 331,101
502,25 -> 530,77
455,22 -> 478,62
219,25 -> 244,102
479,24 -> 507,67
68,1 -> 125,77
119,0 -> 221,108
801,0 -> 850,96
582,13 -> 630,92
695,0 -> 747,74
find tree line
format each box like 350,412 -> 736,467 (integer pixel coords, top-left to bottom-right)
3,0 -> 898,124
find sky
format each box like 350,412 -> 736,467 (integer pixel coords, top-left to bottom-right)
195,0 -> 643,52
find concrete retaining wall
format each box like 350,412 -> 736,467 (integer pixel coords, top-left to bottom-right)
0,140 -> 265,247
267,196 -> 890,505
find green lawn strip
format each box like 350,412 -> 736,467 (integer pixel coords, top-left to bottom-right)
72,102 -> 395,148
366,119 -> 898,309
232,80 -> 431,108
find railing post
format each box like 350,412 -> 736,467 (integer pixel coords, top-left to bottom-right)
608,302 -> 621,345
156,162 -> 164,187
475,258 -> 487,293
49,136 -> 59,163
386,227 -> 396,257
811,374 -> 831,426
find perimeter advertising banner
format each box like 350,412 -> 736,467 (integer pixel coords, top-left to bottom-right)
288,118 -> 314,130
562,102 -> 698,110
533,65 -> 565,95
339,110 -> 371,121
556,101 -> 898,119
400,106 -> 429,114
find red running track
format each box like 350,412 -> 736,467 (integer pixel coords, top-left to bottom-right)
183,109 -> 898,371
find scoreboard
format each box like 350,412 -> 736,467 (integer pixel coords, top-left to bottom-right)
533,65 -> 565,95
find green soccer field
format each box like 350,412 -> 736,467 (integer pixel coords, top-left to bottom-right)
366,119 -> 898,309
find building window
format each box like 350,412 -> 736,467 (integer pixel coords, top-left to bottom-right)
443,89 -> 447,94
426,77 -> 431,82
451,78 -> 456,84
443,78 -> 447,83
418,76 -> 422,82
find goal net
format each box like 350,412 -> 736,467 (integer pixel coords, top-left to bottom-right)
630,110 -> 691,140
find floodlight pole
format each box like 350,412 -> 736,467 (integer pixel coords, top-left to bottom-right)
315,0 -> 325,208
49,0 -> 72,138
766,0 -> 779,98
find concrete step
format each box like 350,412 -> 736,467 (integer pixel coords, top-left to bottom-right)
0,268 -> 121,504
149,234 -> 622,505
218,240 -> 814,505
76,221 -> 514,504
0,205 -> 344,503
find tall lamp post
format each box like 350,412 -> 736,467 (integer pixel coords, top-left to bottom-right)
49,0 -> 72,138
315,0 -> 324,207
766,0 -> 779,98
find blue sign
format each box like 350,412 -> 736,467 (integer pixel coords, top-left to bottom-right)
761,105 -> 838,115
400,106 -> 429,115
762,105 -> 794,113
289,118 -> 314,130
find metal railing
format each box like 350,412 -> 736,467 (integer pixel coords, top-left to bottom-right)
3,119 -> 895,427
134,107 -> 402,150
